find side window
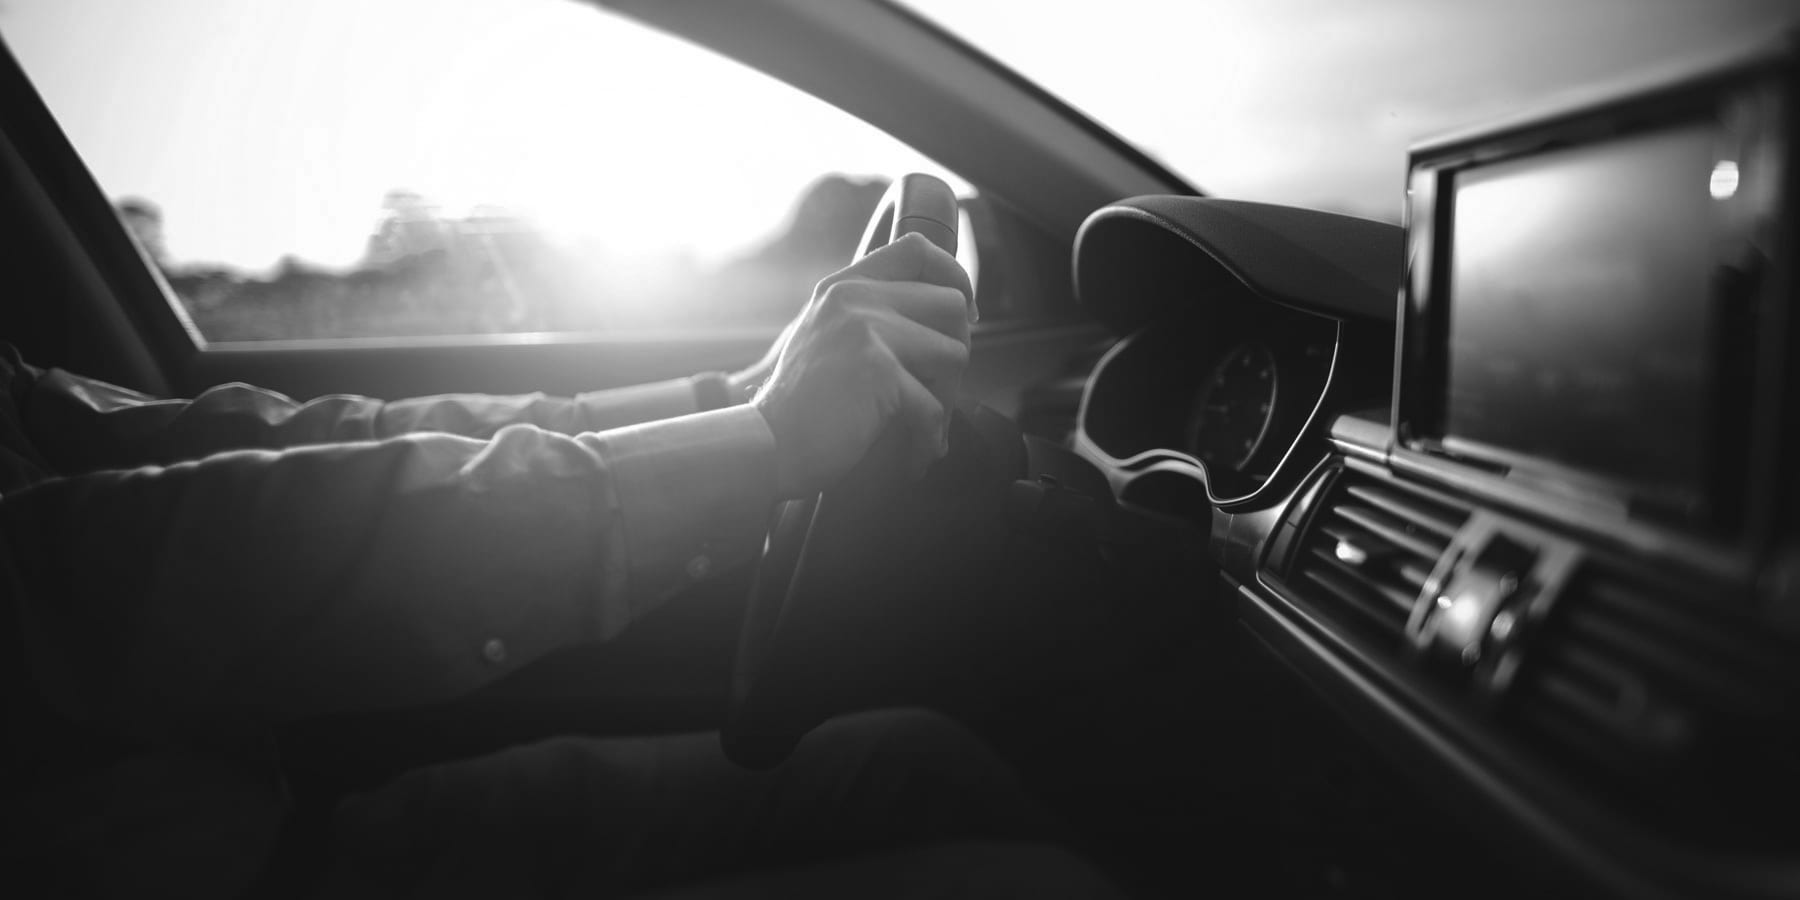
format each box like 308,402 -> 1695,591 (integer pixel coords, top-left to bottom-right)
2,0 -> 974,344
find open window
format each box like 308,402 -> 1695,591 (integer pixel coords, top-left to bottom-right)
2,0 -> 976,346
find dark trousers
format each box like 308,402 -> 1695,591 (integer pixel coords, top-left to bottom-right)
311,708 -> 1123,898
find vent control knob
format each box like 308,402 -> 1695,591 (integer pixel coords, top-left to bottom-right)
1412,535 -> 1535,672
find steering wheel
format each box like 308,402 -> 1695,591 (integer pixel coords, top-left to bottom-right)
722,174 -> 966,769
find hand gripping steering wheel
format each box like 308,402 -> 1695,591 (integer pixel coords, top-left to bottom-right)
722,174 -> 963,768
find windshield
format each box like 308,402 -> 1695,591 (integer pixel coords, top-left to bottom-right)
903,0 -> 1799,222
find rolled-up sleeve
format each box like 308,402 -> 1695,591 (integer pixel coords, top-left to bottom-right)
22,365 -> 739,474
0,406 -> 775,740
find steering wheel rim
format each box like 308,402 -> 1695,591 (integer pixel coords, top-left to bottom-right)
723,174 -> 961,769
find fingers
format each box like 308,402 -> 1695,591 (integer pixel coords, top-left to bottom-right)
868,308 -> 967,380
867,309 -> 965,407
815,232 -> 977,324
814,279 -> 971,348
810,279 -> 969,416
822,297 -> 954,478
751,235 -> 974,492
887,354 -> 950,480
861,309 -> 957,478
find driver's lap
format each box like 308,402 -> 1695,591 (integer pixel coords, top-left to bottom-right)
312,708 -> 1112,898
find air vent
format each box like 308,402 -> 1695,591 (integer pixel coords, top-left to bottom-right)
1280,468 -> 1471,648
1512,559 -> 1800,832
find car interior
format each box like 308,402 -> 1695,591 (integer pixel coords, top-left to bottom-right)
3,1 -> 1799,898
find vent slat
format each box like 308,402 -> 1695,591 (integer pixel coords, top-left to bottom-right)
1533,668 -> 1635,735
1317,525 -> 1425,594
1316,525 -> 1420,588
1583,577 -> 1792,688
1343,484 -> 1462,540
1300,559 -> 1410,638
1516,677 -> 1665,772
1510,554 -> 1800,833
1395,560 -> 1434,594
1281,468 -> 1468,651
1306,546 -> 1416,617
1522,659 -> 1698,761
1315,524 -> 1433,595
1541,641 -> 1640,700
1560,606 -> 1780,718
1332,504 -> 1448,561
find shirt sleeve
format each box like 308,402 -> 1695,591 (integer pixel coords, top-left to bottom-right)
20,365 -> 739,475
0,405 -> 776,742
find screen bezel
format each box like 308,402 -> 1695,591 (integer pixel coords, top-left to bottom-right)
1392,74 -> 1785,537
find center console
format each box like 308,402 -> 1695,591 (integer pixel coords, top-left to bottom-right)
1248,40 -> 1800,899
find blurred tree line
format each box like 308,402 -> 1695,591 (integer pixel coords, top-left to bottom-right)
118,175 -> 890,343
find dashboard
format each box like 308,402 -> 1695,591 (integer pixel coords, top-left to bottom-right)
1071,197 -> 1399,515
1076,297 -> 1335,506
1067,42 -> 1800,900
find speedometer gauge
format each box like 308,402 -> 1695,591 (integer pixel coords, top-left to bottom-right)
1186,342 -> 1279,470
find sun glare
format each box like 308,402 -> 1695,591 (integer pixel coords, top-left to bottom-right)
1,0 -> 964,272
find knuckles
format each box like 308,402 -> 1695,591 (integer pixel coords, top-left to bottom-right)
889,230 -> 934,259
814,278 -> 870,319
824,306 -> 879,354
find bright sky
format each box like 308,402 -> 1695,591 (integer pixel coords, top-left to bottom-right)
4,0 -> 1796,271
904,0 -> 1798,219
0,0 -> 957,271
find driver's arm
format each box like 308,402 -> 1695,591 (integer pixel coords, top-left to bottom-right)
4,406 -> 776,740
8,343 -> 764,476
0,235 -> 971,742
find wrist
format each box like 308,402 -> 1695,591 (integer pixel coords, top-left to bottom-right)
748,392 -> 806,499
579,406 -> 780,612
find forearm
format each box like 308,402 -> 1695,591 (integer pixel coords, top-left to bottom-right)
379,371 -> 743,436
23,366 -> 738,473
2,408 -> 774,739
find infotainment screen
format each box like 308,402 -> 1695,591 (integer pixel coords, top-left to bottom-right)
1441,123 -> 1720,499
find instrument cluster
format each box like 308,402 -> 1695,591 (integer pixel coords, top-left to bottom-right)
1075,297 -> 1339,513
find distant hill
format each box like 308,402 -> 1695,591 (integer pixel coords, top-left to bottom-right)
744,174 -> 890,266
